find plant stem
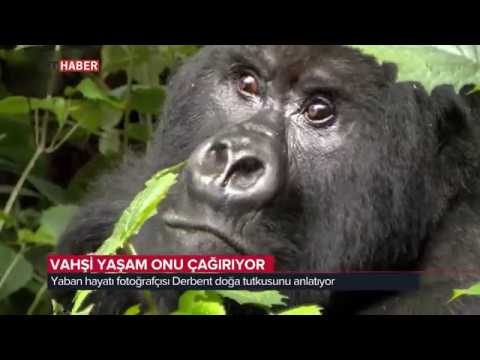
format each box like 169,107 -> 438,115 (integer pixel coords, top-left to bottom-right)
46,123 -> 80,153
32,272 -> 44,283
123,46 -> 134,152
0,45 -> 78,232
0,244 -> 25,292
27,282 -> 47,315
146,113 -> 153,150
0,147 -> 43,232
126,243 -> 137,255
45,45 -> 62,99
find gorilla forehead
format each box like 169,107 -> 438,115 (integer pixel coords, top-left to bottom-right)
204,45 -> 390,88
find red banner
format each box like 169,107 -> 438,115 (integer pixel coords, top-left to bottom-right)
47,255 -> 275,273
58,59 -> 100,73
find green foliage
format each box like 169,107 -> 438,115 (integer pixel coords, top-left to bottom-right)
0,96 -> 69,126
449,282 -> 480,302
129,86 -> 166,114
51,299 -> 65,315
101,45 -> 200,85
172,291 -> 227,315
68,160 -> 318,316
99,129 -> 121,156
66,78 -> 125,110
18,205 -> 78,246
277,305 -> 323,315
67,159 -> 321,315
71,289 -> 93,314
0,243 -> 33,300
96,162 -> 184,256
71,162 -> 185,314
123,304 -> 142,315
26,176 -> 70,204
172,290 -> 322,315
0,96 -> 34,114
469,84 -> 480,94
212,290 -> 287,307
350,45 -> 480,92
0,45 -> 200,314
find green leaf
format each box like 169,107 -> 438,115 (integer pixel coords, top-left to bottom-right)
96,161 -> 185,255
165,45 -> 201,60
0,244 -> 33,301
72,304 -> 94,316
468,84 -> 480,95
38,205 -> 78,242
17,208 -> 41,228
102,45 -> 199,85
18,228 -> 55,246
129,86 -> 166,114
129,46 -> 170,86
123,304 -> 141,315
18,205 -> 78,246
350,45 -> 480,92
67,78 -> 125,110
126,123 -> 150,143
449,282 -> 480,302
99,129 -> 121,156
0,96 -> 30,113
213,290 -> 288,308
0,96 -> 69,126
0,211 -> 16,229
51,299 -> 65,315
101,45 -> 151,79
0,150 -> 57,204
15,45 -> 49,51
69,99 -> 123,132
102,45 -> 169,85
32,98 -> 69,126
71,289 -> 93,315
27,176 -> 70,204
0,185 -> 39,199
172,290 -> 226,315
276,305 -> 323,315
0,117 -> 41,170
71,162 -> 185,314
109,84 -> 166,114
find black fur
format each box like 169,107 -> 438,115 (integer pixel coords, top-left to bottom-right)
55,46 -> 480,315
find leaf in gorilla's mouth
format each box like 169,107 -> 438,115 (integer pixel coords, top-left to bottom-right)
162,214 -> 249,254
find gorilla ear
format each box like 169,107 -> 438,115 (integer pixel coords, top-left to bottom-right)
431,85 -> 480,196
460,84 -> 480,109
381,62 -> 398,83
431,84 -> 474,150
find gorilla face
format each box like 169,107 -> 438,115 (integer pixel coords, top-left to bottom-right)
133,45 -> 448,274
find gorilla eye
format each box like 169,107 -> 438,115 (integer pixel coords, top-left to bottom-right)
238,74 -> 259,96
305,98 -> 335,127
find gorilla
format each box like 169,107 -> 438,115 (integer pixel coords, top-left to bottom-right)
56,45 -> 480,315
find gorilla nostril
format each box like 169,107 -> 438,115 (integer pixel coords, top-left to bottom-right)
223,156 -> 265,189
209,141 -> 228,156
201,142 -> 229,175
237,157 -> 264,174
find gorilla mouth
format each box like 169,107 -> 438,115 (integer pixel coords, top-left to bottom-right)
162,214 -> 250,254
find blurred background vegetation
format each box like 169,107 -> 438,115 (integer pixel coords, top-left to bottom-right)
0,45 -> 201,315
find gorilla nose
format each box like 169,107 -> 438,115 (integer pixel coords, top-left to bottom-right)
204,141 -> 266,189
186,132 -> 286,210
